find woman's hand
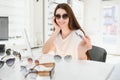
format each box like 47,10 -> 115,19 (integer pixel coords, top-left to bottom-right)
52,17 -> 60,32
78,35 -> 92,60
80,35 -> 92,50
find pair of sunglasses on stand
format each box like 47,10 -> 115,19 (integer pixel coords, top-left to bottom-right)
54,55 -> 72,62
0,49 -> 21,69
27,57 -> 40,65
0,58 -> 15,68
20,65 -> 38,80
1,48 -> 21,60
21,64 -> 55,80
20,57 -> 40,79
21,57 -> 55,80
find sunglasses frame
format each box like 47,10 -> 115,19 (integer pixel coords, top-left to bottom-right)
55,13 -> 69,19
25,68 -> 38,79
27,58 -> 40,65
20,63 -> 55,79
0,58 -> 15,68
1,48 -> 21,60
20,65 -> 37,79
54,55 -> 72,62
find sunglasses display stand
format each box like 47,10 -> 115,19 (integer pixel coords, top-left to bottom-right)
20,61 -> 55,80
38,63 -> 55,79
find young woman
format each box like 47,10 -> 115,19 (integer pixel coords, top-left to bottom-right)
42,3 -> 92,60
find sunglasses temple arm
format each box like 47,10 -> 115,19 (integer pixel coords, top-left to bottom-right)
25,71 -> 38,78
31,64 -> 40,70
1,55 -> 7,60
19,53 -> 21,60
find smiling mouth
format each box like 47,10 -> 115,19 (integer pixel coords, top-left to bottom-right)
59,22 -> 65,25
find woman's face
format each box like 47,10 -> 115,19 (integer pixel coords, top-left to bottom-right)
55,8 -> 69,29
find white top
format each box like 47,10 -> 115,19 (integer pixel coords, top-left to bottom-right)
54,30 -> 82,60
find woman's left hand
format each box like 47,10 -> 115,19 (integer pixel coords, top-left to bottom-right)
78,35 -> 92,60
80,35 -> 92,50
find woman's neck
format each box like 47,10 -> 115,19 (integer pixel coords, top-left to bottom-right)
61,28 -> 72,39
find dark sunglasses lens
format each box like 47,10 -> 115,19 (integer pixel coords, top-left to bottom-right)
63,14 -> 68,19
14,51 -> 21,60
21,66 -> 27,71
55,14 -> 68,19
55,14 -> 61,19
0,61 -> 4,68
13,51 -> 18,56
54,55 -> 61,62
20,66 -> 27,74
26,69 -> 37,79
19,53 -> 21,60
6,58 -> 15,67
35,60 -> 39,65
64,55 -> 72,62
28,58 -> 33,64
6,49 -> 11,55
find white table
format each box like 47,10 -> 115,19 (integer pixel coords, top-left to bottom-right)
1,59 -> 119,80
52,60 -> 114,80
108,63 -> 120,80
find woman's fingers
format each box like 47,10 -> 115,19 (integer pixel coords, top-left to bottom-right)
81,35 -> 92,50
85,35 -> 92,49
52,17 -> 60,31
84,34 -> 91,41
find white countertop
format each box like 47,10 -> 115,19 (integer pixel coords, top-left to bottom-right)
0,55 -> 120,80
53,60 -> 114,80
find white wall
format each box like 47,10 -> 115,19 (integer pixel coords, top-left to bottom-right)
0,0 -> 44,49
101,0 -> 120,55
0,0 -> 30,50
83,0 -> 102,46
83,0 -> 120,55
33,0 -> 43,47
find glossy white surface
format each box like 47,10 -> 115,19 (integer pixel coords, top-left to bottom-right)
108,63 -> 120,80
0,54 -> 120,80
53,60 -> 114,80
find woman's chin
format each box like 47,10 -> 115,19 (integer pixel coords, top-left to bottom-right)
59,25 -> 64,29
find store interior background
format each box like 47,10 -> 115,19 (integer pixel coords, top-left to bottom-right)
0,0 -> 120,64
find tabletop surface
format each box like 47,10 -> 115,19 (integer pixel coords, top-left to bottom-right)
0,57 -> 120,80
108,63 -> 120,80
52,60 -> 114,80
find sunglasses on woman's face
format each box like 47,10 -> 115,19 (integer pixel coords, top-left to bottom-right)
0,58 -> 15,68
54,55 -> 72,62
55,13 -> 69,19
